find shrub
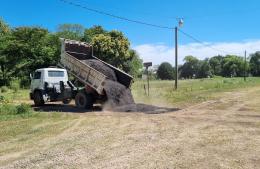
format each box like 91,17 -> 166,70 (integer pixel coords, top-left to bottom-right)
0,86 -> 8,93
0,96 -> 4,102
0,104 -> 17,115
10,80 -> 20,92
16,103 -> 32,115
0,103 -> 33,120
0,95 -> 8,104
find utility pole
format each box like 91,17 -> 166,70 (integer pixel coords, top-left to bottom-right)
174,18 -> 183,90
175,27 -> 178,90
143,62 -> 152,96
244,50 -> 247,82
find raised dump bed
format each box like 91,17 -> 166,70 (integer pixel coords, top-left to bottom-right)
60,38 -> 133,90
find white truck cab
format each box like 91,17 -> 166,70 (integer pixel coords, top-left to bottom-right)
30,68 -> 72,106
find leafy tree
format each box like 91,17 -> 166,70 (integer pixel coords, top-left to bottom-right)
0,19 -> 12,85
122,49 -> 143,77
83,25 -> 107,43
157,62 -> 174,80
0,18 -> 10,35
222,55 -> 245,77
197,58 -> 212,78
56,24 -> 84,40
209,55 -> 223,76
91,30 -> 131,70
0,27 -> 59,86
249,52 -> 260,76
180,56 -> 200,78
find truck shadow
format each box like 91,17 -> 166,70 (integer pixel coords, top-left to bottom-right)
33,104 -> 102,113
33,103 -> 180,114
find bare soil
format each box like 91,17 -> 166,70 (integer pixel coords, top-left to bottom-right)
1,87 -> 260,169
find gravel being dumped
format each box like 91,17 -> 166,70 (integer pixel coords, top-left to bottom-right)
83,59 -> 135,110
84,59 -> 176,113
103,80 -> 135,110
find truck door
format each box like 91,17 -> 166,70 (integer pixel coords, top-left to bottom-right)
31,71 -> 42,91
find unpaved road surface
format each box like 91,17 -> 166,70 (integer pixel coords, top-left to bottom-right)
1,87 -> 260,169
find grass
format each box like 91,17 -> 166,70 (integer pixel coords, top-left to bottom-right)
0,77 -> 259,145
0,89 -> 28,103
0,91 -> 76,156
0,77 -> 260,168
132,77 -> 260,107
0,104 -> 76,156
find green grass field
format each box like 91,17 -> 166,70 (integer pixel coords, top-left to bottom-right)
132,77 -> 260,107
1,77 -> 260,107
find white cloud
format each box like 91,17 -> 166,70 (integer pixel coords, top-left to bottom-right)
133,40 -> 260,65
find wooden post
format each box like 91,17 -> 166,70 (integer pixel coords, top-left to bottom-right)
175,27 -> 178,90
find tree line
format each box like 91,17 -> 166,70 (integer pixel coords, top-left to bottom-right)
0,19 -> 143,87
157,53 -> 260,80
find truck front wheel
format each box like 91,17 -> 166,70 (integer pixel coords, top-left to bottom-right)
75,92 -> 93,109
33,91 -> 45,106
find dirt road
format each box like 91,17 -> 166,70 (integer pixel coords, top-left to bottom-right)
1,87 -> 260,169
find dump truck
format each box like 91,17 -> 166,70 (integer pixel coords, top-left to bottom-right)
30,38 -> 133,109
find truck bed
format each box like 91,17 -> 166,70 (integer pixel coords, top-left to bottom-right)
60,52 -> 107,95
59,39 -> 133,92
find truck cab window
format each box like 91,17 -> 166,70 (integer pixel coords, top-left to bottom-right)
48,71 -> 64,77
33,72 -> 41,79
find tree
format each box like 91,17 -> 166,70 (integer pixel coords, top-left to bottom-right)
249,52 -> 260,76
83,25 -> 107,43
121,49 -> 143,77
180,56 -> 200,78
56,24 -> 84,40
0,18 -> 10,35
0,26 -> 60,86
209,55 -> 223,76
0,19 -> 12,85
157,62 -> 174,80
222,55 -> 245,77
197,58 -> 212,78
91,30 -> 131,70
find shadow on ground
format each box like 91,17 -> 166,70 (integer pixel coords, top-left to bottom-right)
33,103 -> 180,114
111,104 -> 180,114
33,104 -> 101,113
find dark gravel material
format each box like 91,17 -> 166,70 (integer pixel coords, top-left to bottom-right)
103,80 -> 135,109
83,59 -> 117,81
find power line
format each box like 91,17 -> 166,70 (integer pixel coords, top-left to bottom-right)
178,28 -> 243,56
59,0 -> 243,56
75,0 -> 181,20
59,0 -> 174,30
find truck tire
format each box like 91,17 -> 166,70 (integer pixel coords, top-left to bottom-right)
33,91 -> 45,106
75,92 -> 93,109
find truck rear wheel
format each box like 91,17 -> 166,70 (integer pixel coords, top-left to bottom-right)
33,91 -> 45,106
75,92 -> 93,109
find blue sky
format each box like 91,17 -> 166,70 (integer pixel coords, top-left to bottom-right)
1,0 -> 260,64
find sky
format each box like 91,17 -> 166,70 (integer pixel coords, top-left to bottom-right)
1,0 -> 260,65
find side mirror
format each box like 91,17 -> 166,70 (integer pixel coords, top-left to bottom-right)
30,73 -> 33,80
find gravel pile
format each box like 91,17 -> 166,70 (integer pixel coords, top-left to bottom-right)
103,80 -> 134,110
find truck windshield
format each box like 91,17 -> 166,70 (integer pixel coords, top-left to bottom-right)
48,71 -> 64,77
33,72 -> 41,79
